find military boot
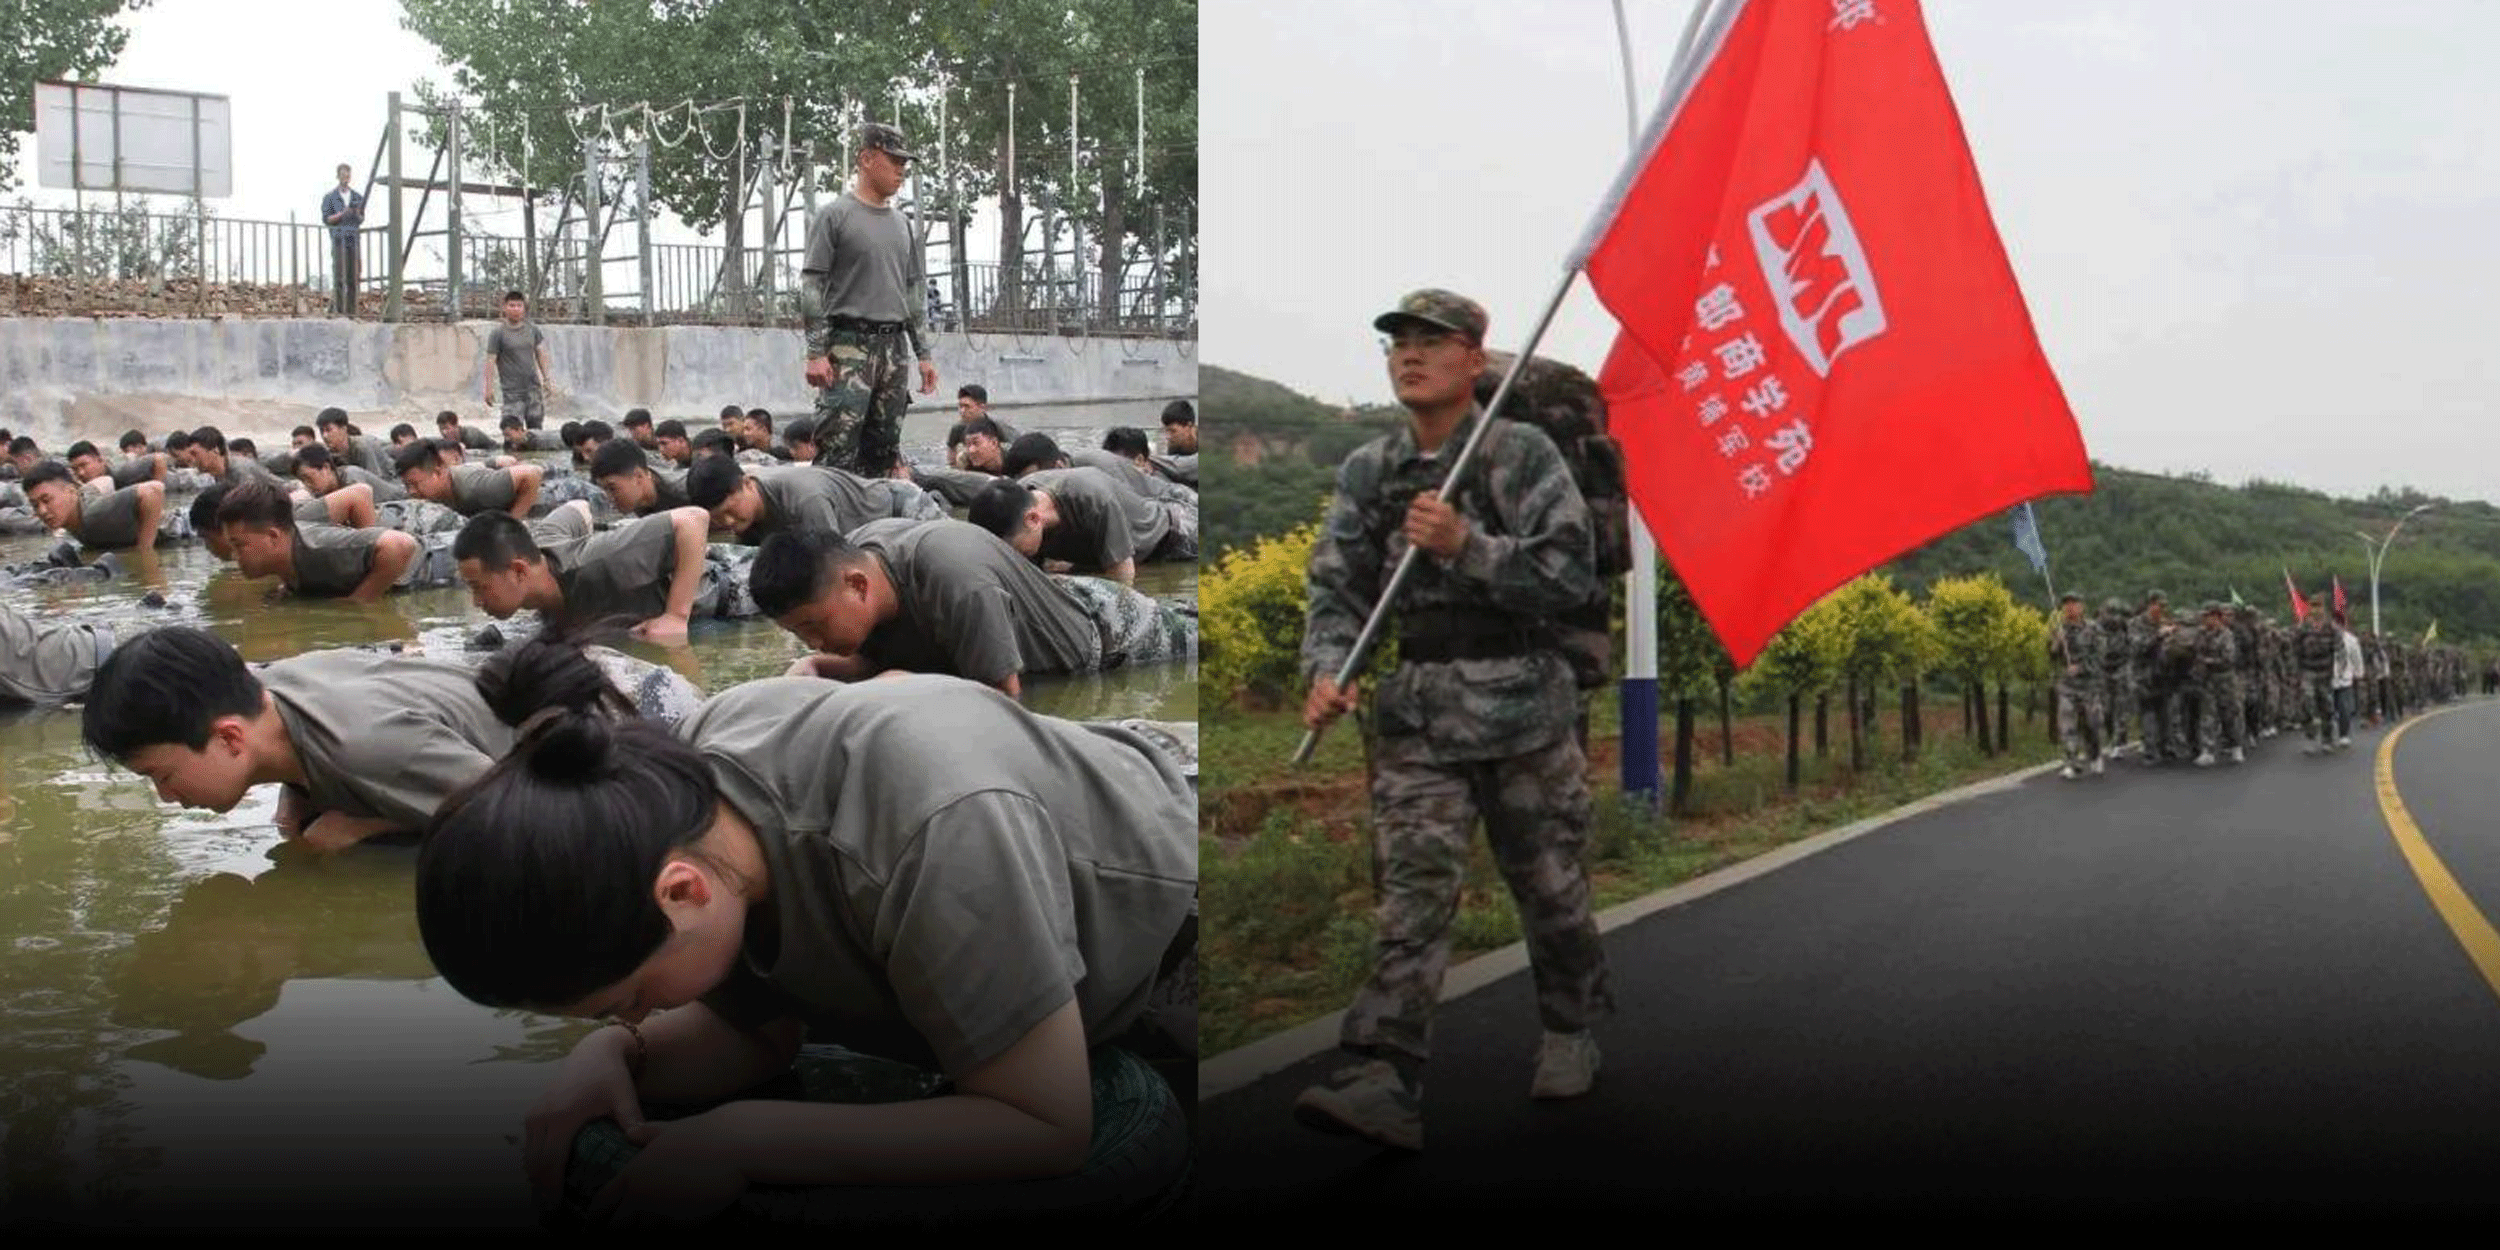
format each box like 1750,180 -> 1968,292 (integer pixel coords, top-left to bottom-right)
1531,1030 -> 1600,1099
1295,1050 -> 1423,1152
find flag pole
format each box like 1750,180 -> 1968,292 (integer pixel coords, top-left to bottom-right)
1291,0 -> 1738,767
1612,0 -> 1717,805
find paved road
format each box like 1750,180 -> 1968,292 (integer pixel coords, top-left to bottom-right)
1188,697 -> 2500,1221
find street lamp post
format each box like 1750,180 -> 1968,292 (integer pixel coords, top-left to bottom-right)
2355,502 -> 2435,639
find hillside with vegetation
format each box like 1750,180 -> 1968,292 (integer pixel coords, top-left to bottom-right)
1199,363 -> 2500,645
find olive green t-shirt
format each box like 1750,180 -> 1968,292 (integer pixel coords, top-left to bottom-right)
0,602 -> 105,704
287,524 -> 395,597
448,464 -> 521,515
740,465 -> 888,544
1067,448 -> 1196,504
542,511 -> 678,629
75,485 -> 149,548
260,649 -> 517,833
846,517 -> 1102,685
107,456 -> 162,489
1019,467 -> 1167,572
687,675 -> 1197,1076
337,464 -> 407,503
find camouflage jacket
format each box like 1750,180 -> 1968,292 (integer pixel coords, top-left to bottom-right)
2230,616 -> 2259,675
2194,622 -> 2239,680
1303,405 -> 1597,764
2293,620 -> 2339,673
2050,617 -> 2105,690
2098,609 -> 2133,678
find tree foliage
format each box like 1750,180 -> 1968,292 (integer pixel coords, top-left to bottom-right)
0,1 -> 152,196
397,0 -> 1195,307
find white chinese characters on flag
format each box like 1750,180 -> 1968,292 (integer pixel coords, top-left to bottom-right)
1582,0 -> 2092,667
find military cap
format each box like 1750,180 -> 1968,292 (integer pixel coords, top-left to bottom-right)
2202,600 -> 2226,615
1375,289 -> 1488,345
2144,589 -> 2166,605
2060,591 -> 2083,605
2101,597 -> 2129,614
857,122 -> 917,161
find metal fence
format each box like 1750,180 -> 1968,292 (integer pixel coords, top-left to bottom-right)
0,200 -> 1195,337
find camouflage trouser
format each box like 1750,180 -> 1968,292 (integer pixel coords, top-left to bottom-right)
393,533 -> 465,592
583,645 -> 707,732
378,498 -> 465,536
693,543 -> 760,619
2102,670 -> 2135,747
2197,672 -> 2244,754
2161,683 -> 2198,761
0,505 -> 42,537
1343,734 -> 1612,1065
2,543 -> 119,587
499,382 -> 545,429
2239,668 -> 2263,737
534,474 -> 615,519
813,326 -> 914,477
2302,671 -> 2336,740
1053,574 -> 1197,670
1148,499 -> 1199,563
2059,683 -> 2104,768
2141,685 -> 2173,760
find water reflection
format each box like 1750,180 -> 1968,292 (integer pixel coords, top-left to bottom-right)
0,401 -> 1195,1229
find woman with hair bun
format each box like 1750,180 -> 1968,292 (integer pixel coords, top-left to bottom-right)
416,634 -> 1198,1226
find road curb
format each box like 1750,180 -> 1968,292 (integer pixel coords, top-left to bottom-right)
1199,752 -> 2068,1100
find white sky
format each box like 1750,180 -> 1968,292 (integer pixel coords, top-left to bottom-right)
9,0 -> 1010,293
1204,0 -> 2500,503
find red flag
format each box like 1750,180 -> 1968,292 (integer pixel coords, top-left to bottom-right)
2332,574 -> 2347,621
1581,0 -> 2090,667
2285,568 -> 2308,623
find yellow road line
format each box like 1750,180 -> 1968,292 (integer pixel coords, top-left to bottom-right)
2373,704 -> 2500,1001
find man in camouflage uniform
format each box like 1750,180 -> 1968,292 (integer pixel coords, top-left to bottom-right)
2098,597 -> 2134,755
2051,592 -> 2106,778
1295,289 -> 1609,1153
801,123 -> 937,479
2191,602 -> 2245,766
2230,604 -> 2263,743
2132,590 -> 2175,764
2293,604 -> 2340,753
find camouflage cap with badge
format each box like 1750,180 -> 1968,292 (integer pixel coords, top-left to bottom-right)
858,122 -> 917,162
1374,289 -> 1487,346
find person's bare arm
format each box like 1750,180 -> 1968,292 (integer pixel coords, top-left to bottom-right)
327,483 -> 377,530
536,342 -> 554,392
132,481 -> 164,552
634,507 -> 710,643
1106,556 -> 1137,587
507,464 -> 542,517
351,531 -> 416,602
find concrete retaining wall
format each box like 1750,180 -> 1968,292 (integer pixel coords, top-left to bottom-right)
0,317 -> 1196,448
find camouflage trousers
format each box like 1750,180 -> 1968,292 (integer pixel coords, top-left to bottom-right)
693,543 -> 761,619
1148,499 -> 1200,563
2101,670 -> 2135,747
1342,733 -> 1612,1065
534,473 -> 616,520
378,498 -> 465,536
2058,682 -> 2104,768
2196,672 -> 2245,754
1052,574 -> 1197,671
813,326 -> 914,478
2299,671 -> 2335,741
2140,686 -> 2175,761
499,382 -> 545,430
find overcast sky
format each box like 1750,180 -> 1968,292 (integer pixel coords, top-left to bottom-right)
10,0 -> 1008,287
1204,0 -> 2500,503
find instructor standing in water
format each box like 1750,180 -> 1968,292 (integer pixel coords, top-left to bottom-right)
801,123 -> 938,479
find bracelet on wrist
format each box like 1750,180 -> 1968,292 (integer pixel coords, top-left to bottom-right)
615,1020 -> 647,1079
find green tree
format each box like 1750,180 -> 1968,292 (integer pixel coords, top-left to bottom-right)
0,1 -> 151,196
1926,573 -> 2018,754
1748,598 -> 1845,791
1826,573 -> 1926,769
1655,569 -> 1732,814
397,0 -> 1196,319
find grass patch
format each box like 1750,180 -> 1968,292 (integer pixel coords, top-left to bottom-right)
1202,704 -> 2061,1059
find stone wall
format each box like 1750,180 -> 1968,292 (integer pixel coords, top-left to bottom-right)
0,314 -> 1197,450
